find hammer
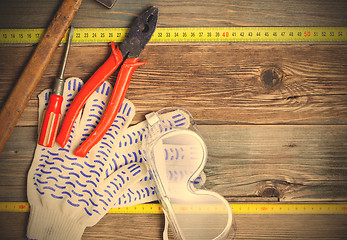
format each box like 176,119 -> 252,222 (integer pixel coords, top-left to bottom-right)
0,0 -> 117,152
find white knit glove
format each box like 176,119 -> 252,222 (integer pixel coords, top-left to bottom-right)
27,77 -> 192,240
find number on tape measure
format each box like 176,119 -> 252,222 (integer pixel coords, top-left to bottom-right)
73,28 -> 128,43
1,27 -> 347,44
0,202 -> 29,212
0,29 -> 45,44
1,202 -> 346,214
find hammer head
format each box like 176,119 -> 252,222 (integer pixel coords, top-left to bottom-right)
95,0 -> 117,8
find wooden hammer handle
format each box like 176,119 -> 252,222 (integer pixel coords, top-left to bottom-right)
0,0 -> 83,153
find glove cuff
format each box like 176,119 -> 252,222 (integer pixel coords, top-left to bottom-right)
27,205 -> 86,240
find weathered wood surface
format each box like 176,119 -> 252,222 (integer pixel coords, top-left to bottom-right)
1,213 -> 347,240
1,125 -> 347,202
0,0 -> 347,28
1,44 -> 347,126
1,0 -> 347,239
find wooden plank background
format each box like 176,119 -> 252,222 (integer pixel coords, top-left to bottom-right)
0,0 -> 347,239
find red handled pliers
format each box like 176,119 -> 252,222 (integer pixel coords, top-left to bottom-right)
56,7 -> 158,157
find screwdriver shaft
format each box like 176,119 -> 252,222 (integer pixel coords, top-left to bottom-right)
38,26 -> 74,148
54,26 -> 74,96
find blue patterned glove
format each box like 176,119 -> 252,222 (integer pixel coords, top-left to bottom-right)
27,78 -> 146,240
27,77 -> 194,240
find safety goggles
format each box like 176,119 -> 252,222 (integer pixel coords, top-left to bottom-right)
143,108 -> 235,240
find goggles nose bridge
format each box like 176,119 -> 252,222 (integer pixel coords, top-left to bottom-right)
153,130 -> 206,197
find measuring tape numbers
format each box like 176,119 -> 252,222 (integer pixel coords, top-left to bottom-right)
1,202 -> 346,214
0,27 -> 347,44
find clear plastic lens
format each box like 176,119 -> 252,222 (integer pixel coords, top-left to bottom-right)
143,108 -> 234,240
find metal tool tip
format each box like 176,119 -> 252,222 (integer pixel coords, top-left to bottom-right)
69,26 -> 74,37
148,6 -> 159,14
145,6 -> 159,20
119,6 -> 159,58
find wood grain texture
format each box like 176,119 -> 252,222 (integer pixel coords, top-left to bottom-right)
1,125 -> 346,202
1,212 -> 347,239
1,44 -> 346,126
0,0 -> 346,28
0,0 -> 347,239
200,125 -> 347,201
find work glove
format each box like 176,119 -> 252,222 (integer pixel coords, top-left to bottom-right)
27,77 -> 192,240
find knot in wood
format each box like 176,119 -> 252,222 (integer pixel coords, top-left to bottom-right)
260,67 -> 283,88
260,186 -> 280,198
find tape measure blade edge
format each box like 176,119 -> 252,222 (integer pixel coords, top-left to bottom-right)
2,27 -> 347,43
0,202 -> 346,214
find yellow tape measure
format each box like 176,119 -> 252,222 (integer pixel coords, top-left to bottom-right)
0,27 -> 347,44
1,202 -> 346,214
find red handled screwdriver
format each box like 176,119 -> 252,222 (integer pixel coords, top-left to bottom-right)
38,26 -> 74,147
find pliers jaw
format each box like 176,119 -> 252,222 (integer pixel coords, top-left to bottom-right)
119,6 -> 159,59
